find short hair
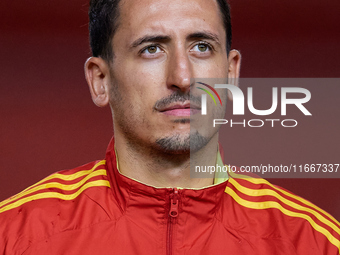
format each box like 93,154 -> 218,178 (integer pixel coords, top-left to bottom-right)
89,0 -> 232,61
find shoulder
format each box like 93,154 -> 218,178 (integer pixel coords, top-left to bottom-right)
0,160 -> 110,215
0,160 -> 112,254
222,176 -> 340,254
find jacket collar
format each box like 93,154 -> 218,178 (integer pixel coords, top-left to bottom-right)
104,136 -> 228,219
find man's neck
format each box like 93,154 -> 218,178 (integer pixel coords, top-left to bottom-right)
114,134 -> 218,189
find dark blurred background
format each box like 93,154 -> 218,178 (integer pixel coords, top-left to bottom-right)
0,0 -> 339,219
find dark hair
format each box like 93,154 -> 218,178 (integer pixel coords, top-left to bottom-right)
217,0 -> 232,54
89,0 -> 232,61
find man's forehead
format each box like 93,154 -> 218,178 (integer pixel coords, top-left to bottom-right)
116,0 -> 225,43
119,0 -> 220,13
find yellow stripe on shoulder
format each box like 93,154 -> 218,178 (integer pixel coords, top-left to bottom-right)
0,179 -> 111,214
0,160 -> 106,211
229,178 -> 340,237
225,186 -> 340,253
0,169 -> 107,209
24,160 -> 106,192
240,177 -> 340,229
228,170 -> 340,229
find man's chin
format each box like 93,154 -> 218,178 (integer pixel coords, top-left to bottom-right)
155,131 -> 209,154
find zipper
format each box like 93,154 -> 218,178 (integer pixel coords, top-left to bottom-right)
167,188 -> 179,255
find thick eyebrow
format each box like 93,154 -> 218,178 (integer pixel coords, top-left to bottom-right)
130,35 -> 171,49
129,31 -> 221,49
187,31 -> 221,45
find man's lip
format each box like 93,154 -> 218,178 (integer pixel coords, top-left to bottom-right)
161,108 -> 201,117
157,102 -> 201,112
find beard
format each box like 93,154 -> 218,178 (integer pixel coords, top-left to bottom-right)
155,130 -> 209,154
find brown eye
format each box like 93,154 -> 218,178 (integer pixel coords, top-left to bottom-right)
198,44 -> 208,52
140,45 -> 163,58
147,46 -> 157,54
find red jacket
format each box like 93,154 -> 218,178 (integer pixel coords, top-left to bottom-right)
1,137 -> 339,254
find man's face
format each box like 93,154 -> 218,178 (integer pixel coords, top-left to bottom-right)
108,0 -> 233,153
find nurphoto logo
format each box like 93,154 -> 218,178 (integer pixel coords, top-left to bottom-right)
198,83 -> 312,128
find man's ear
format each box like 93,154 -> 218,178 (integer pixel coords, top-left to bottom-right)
227,49 -> 241,101
84,57 -> 111,107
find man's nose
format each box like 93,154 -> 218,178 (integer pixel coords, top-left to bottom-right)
166,49 -> 193,92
